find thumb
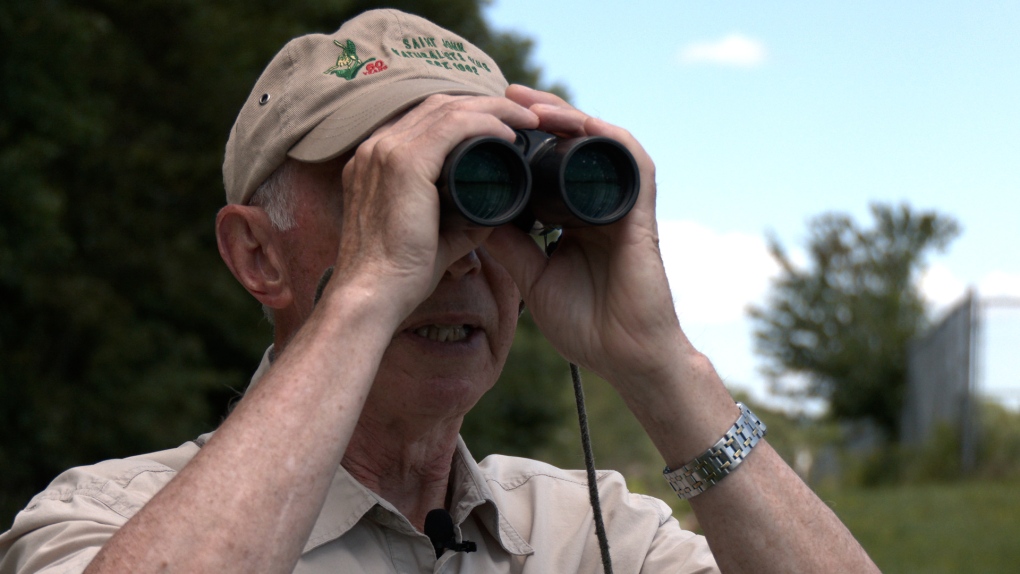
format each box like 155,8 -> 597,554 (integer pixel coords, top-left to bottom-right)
484,226 -> 548,301
430,227 -> 493,288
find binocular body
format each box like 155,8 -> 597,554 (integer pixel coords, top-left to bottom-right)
437,130 -> 639,229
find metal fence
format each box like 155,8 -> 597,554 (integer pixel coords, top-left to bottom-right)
901,293 -> 979,469
902,293 -> 1020,472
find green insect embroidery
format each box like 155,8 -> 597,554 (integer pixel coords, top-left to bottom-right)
324,39 -> 376,80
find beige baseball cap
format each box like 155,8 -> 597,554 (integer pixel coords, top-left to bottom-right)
223,9 -> 510,205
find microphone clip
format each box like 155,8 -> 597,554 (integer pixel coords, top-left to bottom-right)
424,508 -> 477,558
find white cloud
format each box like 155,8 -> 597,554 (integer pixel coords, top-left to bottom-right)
917,266 -> 1020,313
919,262 -> 968,312
677,33 -> 767,67
658,220 -> 779,325
979,270 -> 1020,299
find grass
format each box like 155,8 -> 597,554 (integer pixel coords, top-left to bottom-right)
525,375 -> 1020,572
821,480 -> 1020,574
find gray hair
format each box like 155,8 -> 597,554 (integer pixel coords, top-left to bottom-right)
249,160 -> 297,231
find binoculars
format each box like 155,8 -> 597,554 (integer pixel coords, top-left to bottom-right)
437,130 -> 639,229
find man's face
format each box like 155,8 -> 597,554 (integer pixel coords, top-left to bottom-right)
276,157 -> 521,421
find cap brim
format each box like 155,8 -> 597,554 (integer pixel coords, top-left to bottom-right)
287,77 -> 495,162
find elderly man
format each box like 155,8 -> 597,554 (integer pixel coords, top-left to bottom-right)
0,9 -> 878,574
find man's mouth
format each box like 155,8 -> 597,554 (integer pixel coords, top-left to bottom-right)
412,324 -> 474,343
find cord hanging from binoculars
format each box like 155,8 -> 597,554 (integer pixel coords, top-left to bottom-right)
571,362 -> 614,574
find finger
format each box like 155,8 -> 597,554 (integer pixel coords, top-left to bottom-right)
439,226 -> 491,262
483,226 -> 548,301
506,84 -> 574,110
385,94 -> 539,146
435,227 -> 492,276
447,94 -> 541,130
529,103 -> 591,137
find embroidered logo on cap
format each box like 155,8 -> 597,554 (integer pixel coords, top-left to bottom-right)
324,39 -> 376,80
387,35 -> 492,76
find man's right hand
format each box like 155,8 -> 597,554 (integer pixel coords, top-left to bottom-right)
327,94 -> 538,323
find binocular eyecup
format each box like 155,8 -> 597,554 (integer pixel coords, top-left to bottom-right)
437,129 -> 639,230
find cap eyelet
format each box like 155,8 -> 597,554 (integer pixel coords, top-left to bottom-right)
259,93 -> 271,105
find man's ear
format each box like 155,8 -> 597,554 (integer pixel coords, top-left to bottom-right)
216,204 -> 293,310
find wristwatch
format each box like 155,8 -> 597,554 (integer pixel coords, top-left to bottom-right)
663,402 -> 767,500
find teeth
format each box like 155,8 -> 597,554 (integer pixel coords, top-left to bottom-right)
413,324 -> 470,342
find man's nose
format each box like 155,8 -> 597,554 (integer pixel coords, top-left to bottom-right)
445,250 -> 481,279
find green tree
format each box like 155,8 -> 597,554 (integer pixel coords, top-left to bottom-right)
748,203 -> 960,439
462,311 -> 576,459
0,0 -> 567,526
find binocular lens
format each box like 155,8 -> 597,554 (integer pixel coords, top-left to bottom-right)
562,144 -> 629,221
453,146 -> 518,221
438,131 -> 637,228
441,139 -> 530,226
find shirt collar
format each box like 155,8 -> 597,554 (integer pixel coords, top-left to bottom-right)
448,436 -> 533,556
300,437 -> 533,556
246,346 -> 532,556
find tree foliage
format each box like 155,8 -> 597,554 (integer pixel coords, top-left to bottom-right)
749,203 -> 960,438
1,0 -> 567,525
462,310 -> 575,459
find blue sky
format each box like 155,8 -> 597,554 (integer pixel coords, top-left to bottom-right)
485,0 -> 1020,408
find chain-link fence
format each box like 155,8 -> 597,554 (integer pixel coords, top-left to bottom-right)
902,293 -> 1020,472
902,293 -> 979,468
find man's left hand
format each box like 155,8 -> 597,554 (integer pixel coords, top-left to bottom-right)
485,84 -> 689,389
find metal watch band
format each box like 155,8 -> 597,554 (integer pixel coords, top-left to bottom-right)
663,402 -> 767,500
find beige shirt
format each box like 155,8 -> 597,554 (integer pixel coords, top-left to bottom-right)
0,354 -> 719,574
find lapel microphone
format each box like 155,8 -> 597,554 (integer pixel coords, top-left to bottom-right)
424,509 -> 477,558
